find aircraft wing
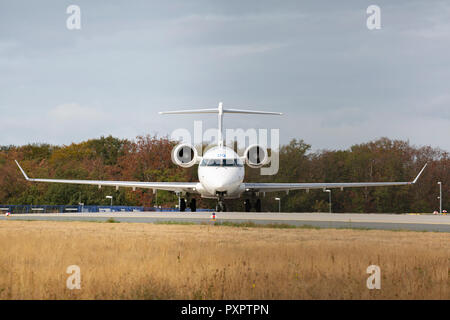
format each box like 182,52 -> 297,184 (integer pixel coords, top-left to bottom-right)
15,161 -> 198,194
244,163 -> 428,193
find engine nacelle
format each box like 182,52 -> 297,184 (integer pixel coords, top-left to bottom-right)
172,144 -> 199,168
244,144 -> 269,168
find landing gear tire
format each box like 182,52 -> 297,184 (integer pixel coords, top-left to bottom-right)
244,199 -> 251,212
180,198 -> 186,212
189,199 -> 197,212
255,199 -> 262,212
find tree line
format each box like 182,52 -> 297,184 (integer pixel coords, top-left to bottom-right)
0,135 -> 447,213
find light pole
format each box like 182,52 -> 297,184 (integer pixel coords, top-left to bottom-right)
78,191 -> 83,213
106,196 -> 113,208
438,182 -> 442,214
324,189 -> 331,213
275,197 -> 281,213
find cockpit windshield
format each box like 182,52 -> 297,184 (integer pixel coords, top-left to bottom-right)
200,158 -> 244,167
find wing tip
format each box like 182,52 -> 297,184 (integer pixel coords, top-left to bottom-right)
15,160 -> 30,180
412,163 -> 428,184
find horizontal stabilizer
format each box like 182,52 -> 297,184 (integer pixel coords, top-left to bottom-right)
160,102 -> 282,147
159,108 -> 219,115
222,108 -> 282,115
160,105 -> 282,116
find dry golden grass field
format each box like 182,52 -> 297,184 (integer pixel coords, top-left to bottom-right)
0,220 -> 448,300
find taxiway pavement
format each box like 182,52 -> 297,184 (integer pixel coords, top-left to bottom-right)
1,212 -> 449,232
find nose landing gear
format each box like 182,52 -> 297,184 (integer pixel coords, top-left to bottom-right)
215,192 -> 227,212
216,201 -> 227,212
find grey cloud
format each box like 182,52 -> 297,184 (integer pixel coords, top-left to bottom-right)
0,0 -> 449,152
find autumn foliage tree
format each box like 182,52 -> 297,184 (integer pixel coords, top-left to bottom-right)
0,135 -> 448,212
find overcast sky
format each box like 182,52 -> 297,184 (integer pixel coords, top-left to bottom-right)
1,0 -> 449,152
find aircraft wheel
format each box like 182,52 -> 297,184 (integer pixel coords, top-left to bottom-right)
244,199 -> 251,212
255,199 -> 262,212
180,198 -> 186,212
189,198 -> 197,212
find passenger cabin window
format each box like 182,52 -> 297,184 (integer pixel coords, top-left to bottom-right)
200,158 -> 244,167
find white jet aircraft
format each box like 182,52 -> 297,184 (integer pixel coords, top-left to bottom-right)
16,102 -> 427,212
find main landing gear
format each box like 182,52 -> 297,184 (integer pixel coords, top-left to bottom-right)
178,196 -> 197,212
189,198 -> 196,212
244,198 -> 262,212
180,198 -> 186,212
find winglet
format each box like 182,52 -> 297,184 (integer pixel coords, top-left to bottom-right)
15,160 -> 30,181
412,163 -> 427,184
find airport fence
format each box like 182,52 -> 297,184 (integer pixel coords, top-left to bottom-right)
0,205 -> 214,214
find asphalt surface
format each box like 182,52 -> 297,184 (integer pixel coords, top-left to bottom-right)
1,212 -> 449,232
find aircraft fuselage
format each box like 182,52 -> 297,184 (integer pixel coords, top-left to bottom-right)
197,146 -> 246,199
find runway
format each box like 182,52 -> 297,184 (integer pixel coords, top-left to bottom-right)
1,212 -> 449,232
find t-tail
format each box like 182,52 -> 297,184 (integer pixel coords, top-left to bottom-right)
159,102 -> 283,147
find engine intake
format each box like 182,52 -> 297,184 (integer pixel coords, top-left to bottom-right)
172,144 -> 198,168
244,144 -> 269,168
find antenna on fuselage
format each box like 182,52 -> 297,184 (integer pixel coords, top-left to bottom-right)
159,102 -> 283,147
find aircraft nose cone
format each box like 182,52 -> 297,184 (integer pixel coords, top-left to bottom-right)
210,174 -> 240,193
212,180 -> 227,192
